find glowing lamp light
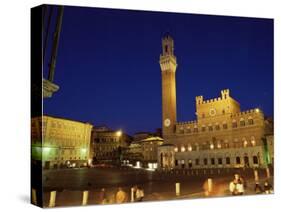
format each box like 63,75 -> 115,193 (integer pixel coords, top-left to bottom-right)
255,108 -> 260,113
88,159 -> 92,165
174,147 -> 178,152
181,146 -> 186,152
43,147 -> 51,153
116,130 -> 122,137
135,161 -> 141,168
188,145 -> 192,152
81,148 -> 87,153
210,144 -> 214,150
251,140 -> 256,146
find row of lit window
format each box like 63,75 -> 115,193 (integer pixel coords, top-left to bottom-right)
94,137 -> 119,143
176,155 -> 259,166
178,119 -> 254,134
175,138 -> 256,152
96,146 -> 118,151
48,132 -> 87,139
51,156 -> 87,160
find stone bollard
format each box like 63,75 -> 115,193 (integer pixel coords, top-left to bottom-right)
207,178 -> 213,193
254,169 -> 259,182
266,167 -> 270,179
31,188 -> 37,205
175,182 -> 180,196
82,190 -> 89,206
49,191 -> 56,207
218,169 -> 220,174
131,187 -> 134,202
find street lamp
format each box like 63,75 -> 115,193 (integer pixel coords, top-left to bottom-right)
116,130 -> 122,137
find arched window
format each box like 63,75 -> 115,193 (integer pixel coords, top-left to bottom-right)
240,118 -> 245,127
224,140 -> 230,148
236,157 -> 241,164
248,117 -> 254,125
253,156 -> 259,164
233,138 -> 239,148
186,127 -> 191,133
217,140 -> 222,149
204,158 -> 208,165
179,127 -> 184,134
226,157 -> 231,164
201,125 -> 206,132
242,138 -> 248,147
181,146 -> 186,152
215,123 -> 220,130
187,144 -> 192,152
251,136 -> 256,146
223,122 -> 228,129
195,143 -> 199,151
210,142 -> 214,150
208,125 -> 213,131
232,120 -> 238,128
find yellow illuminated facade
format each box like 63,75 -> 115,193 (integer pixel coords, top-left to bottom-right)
158,35 -> 273,169
31,115 -> 93,169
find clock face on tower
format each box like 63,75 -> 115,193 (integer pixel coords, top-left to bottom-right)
164,118 -> 171,127
209,108 -> 216,116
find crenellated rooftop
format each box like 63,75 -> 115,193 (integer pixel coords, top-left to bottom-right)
231,108 -> 263,118
196,89 -> 231,105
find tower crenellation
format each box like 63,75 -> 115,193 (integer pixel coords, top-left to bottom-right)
195,96 -> 203,105
221,89 -> 230,99
161,35 -> 175,56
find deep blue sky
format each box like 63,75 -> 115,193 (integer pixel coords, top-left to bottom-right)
43,6 -> 273,135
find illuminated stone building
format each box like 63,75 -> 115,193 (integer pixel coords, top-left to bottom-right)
158,35 -> 273,169
90,126 -> 131,163
126,136 -> 163,168
31,115 -> 93,169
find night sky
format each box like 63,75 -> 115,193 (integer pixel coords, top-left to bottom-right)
43,6 -> 274,135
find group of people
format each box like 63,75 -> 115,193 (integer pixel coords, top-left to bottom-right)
131,185 -> 145,202
229,174 -> 245,195
229,173 -> 273,195
254,181 -> 273,194
99,186 -> 145,204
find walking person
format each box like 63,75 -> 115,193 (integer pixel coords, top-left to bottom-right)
254,182 -> 263,194
263,181 -> 273,194
115,187 -> 128,204
229,174 -> 240,195
99,188 -> 107,204
135,186 -> 144,202
131,185 -> 137,202
236,179 -> 244,195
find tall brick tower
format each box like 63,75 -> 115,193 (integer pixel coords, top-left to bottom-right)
160,35 -> 178,139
